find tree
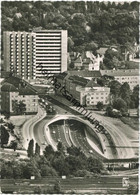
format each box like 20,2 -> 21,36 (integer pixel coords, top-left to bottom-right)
103,49 -> 122,69
22,161 -> 41,179
12,100 -> 26,115
35,143 -> 40,156
1,125 -> 9,147
10,140 -> 18,151
7,122 -> 15,134
113,98 -> 128,114
119,82 -> 131,106
67,146 -> 82,156
27,139 -> 34,157
40,164 -> 57,177
43,145 -> 54,159
87,157 -> 104,173
109,80 -> 121,97
96,102 -> 104,111
131,85 -> 139,108
57,141 -> 64,153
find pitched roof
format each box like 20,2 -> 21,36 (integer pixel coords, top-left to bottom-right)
56,72 -> 69,80
68,75 -> 100,87
97,48 -> 108,55
100,69 -> 139,77
69,75 -> 89,87
1,82 -> 18,92
2,76 -> 38,95
74,57 -> 82,63
66,70 -> 101,78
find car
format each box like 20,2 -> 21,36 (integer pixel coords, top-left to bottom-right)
42,142 -> 46,145
53,131 -> 56,134
89,150 -> 93,154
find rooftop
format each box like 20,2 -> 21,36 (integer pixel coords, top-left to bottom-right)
1,76 -> 38,95
101,69 -> 139,77
68,75 -> 100,88
97,48 -> 108,55
66,70 -> 101,78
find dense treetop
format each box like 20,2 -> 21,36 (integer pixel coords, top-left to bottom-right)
1,1 -> 139,50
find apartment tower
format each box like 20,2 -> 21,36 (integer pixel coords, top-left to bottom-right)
35,30 -> 67,77
3,30 -> 67,79
3,31 -> 36,79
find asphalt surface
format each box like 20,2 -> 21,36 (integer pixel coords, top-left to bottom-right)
46,95 -> 137,159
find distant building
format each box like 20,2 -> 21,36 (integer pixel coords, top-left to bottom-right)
35,30 -> 67,77
81,51 -> 100,71
67,70 -> 101,82
1,76 -> 38,114
3,31 -> 36,80
56,73 -> 110,106
101,69 -> 139,89
74,56 -> 83,70
65,75 -> 110,106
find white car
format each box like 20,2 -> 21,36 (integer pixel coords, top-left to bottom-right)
89,150 -> 93,154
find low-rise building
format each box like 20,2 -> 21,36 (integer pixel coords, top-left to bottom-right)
101,69 -> 139,89
1,76 -> 38,114
55,73 -> 110,106
66,70 -> 101,82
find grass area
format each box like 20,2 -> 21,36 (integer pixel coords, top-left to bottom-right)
120,117 -> 139,131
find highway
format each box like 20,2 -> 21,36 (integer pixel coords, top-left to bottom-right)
45,95 -> 137,159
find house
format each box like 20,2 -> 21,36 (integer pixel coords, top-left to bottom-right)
74,56 -> 83,70
81,51 -> 100,71
101,69 -> 139,89
1,76 -> 38,114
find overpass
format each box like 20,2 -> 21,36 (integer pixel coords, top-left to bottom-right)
43,114 -> 117,159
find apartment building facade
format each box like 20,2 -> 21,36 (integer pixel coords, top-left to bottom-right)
55,73 -> 110,106
35,30 -> 67,77
101,69 -> 139,89
3,30 -> 68,79
1,77 -> 38,114
3,31 -> 36,79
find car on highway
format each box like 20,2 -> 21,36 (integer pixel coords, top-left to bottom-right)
42,142 -> 46,145
89,150 -> 93,154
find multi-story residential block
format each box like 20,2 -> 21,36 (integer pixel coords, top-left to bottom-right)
1,76 -> 38,114
55,73 -> 110,106
3,30 -> 68,79
35,30 -> 67,77
3,31 -> 36,80
101,69 -> 139,89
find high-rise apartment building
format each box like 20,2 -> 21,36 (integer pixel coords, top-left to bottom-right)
3,31 -> 36,79
35,30 -> 67,77
3,30 -> 68,79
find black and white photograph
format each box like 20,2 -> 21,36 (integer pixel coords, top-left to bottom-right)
0,0 -> 139,194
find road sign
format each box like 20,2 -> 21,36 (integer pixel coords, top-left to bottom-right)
122,177 -> 130,187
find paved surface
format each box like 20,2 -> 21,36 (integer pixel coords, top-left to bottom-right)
47,95 -> 137,159
1,175 -> 138,194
